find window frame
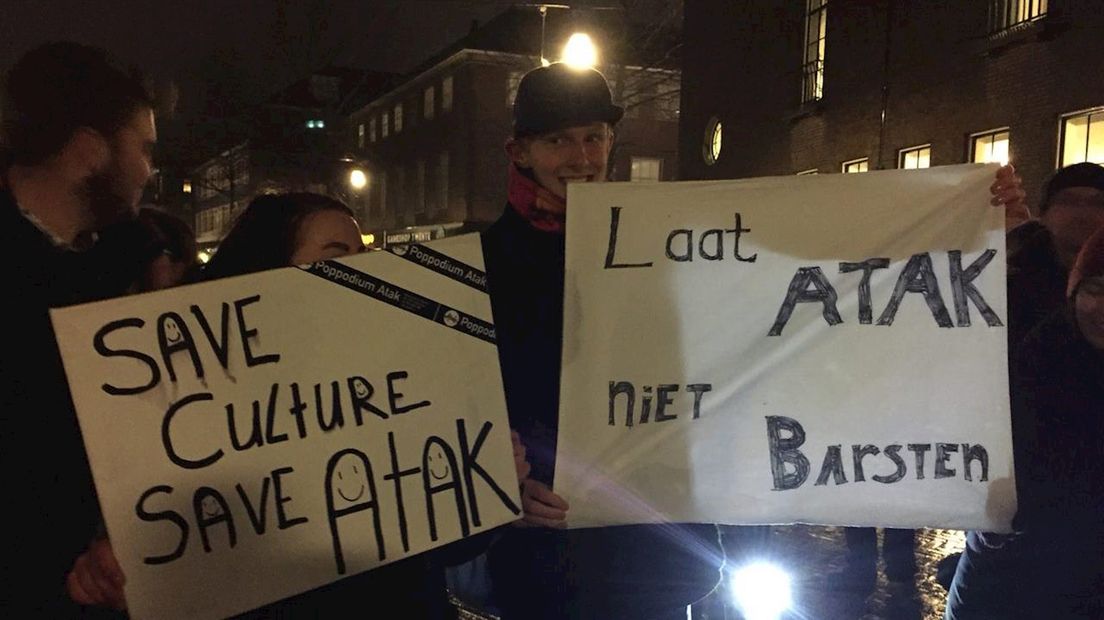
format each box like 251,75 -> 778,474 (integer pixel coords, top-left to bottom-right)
801,0 -> 828,104
841,157 -> 869,173
969,128 -> 1011,165
1057,107 -> 1104,168
898,144 -> 932,170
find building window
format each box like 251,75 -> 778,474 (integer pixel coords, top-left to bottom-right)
442,76 -> 453,113
796,168 -> 819,175
436,151 -> 449,214
842,158 -> 869,173
703,116 -> 722,166
414,160 -> 426,215
971,129 -> 1010,165
382,112 -> 390,139
306,119 -> 325,129
424,86 -> 435,120
393,103 -> 403,134
357,123 -> 365,148
507,70 -> 523,107
630,156 -> 663,182
182,180 -> 192,194
377,171 -> 388,219
899,145 -> 931,170
989,0 -> 1047,33
1059,108 -> 1104,167
802,0 -> 828,103
369,117 -> 377,143
656,91 -> 680,122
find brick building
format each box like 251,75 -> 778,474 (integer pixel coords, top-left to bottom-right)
679,0 -> 1103,206
345,6 -> 681,246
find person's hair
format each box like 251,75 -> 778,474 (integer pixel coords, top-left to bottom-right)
202,192 -> 356,281
137,207 -> 197,264
1,41 -> 155,165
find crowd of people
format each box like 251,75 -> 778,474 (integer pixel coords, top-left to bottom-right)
0,40 -> 1099,619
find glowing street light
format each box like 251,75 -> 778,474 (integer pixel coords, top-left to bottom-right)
562,33 -> 598,69
348,169 -> 368,191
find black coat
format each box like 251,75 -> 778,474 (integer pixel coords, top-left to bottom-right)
482,206 -> 722,620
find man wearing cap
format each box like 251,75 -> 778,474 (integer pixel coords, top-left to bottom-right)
1006,161 -> 1104,348
481,62 -> 724,619
944,225 -> 1104,619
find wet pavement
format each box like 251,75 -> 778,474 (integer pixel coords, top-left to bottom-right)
453,525 -> 968,620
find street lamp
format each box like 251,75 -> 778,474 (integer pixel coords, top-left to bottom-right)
562,32 -> 597,68
348,169 -> 368,191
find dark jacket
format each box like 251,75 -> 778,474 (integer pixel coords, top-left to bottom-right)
945,308 -> 1104,619
482,205 -> 722,620
0,183 -> 145,614
1006,221 -> 1068,350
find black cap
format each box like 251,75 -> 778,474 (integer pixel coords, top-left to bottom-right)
1040,162 -> 1104,213
512,62 -> 623,137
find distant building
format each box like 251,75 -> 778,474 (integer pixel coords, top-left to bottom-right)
345,6 -> 682,246
190,67 -> 394,249
680,0 -> 1103,205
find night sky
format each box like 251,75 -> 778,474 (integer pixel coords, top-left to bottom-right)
1,0 -> 531,108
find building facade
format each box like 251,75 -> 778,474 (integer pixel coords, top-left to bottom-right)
345,7 -> 682,246
680,0 -> 1103,206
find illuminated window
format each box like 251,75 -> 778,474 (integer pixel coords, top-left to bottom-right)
898,145 -> 931,170
796,168 -> 819,175
990,0 -> 1047,33
971,129 -> 1010,165
842,158 -> 869,173
424,86 -> 435,120
442,76 -> 453,112
703,117 -> 722,166
357,123 -> 365,148
630,156 -> 662,182
802,0 -> 828,103
369,117 -> 377,143
182,180 -> 192,194
393,103 -> 403,134
382,112 -> 390,139
305,119 -> 324,129
1059,108 -> 1104,167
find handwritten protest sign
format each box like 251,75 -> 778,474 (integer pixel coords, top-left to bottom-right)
556,164 -> 1014,532
52,234 -> 519,619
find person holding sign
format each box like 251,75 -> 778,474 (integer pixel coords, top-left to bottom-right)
0,41 -> 159,615
480,62 -> 1030,619
68,191 -> 532,618
944,225 -> 1104,619
480,62 -> 726,620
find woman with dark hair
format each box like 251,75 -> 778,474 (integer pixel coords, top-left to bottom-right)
944,225 -> 1104,619
202,192 -> 363,280
132,206 -> 200,292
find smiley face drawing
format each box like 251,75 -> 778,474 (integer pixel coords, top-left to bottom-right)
200,494 -> 224,519
443,310 -> 460,327
163,316 -> 183,344
330,452 -> 369,507
351,377 -> 372,400
427,446 -> 452,481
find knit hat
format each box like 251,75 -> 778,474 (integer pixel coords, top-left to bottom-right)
1068,224 -> 1104,297
512,62 -> 623,137
1040,162 -> 1104,214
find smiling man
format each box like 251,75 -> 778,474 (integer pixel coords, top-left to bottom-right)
481,62 -> 725,620
0,41 -> 157,614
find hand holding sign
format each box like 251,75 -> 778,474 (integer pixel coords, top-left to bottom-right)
67,537 -> 126,611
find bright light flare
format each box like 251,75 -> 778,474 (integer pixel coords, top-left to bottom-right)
348,169 -> 368,190
562,33 -> 597,69
730,562 -> 793,620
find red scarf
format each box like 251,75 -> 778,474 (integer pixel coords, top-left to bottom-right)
507,165 -> 567,234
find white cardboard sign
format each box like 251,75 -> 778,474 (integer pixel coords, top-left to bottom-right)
52,234 -> 520,619
557,164 -> 1015,532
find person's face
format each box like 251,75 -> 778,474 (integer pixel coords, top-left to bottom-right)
508,122 -> 613,200
1040,187 -> 1104,268
86,107 -> 157,227
289,209 -> 364,265
1075,276 -> 1104,350
143,253 -> 191,291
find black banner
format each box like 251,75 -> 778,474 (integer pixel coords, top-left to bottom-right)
301,260 -> 496,344
388,244 -> 488,292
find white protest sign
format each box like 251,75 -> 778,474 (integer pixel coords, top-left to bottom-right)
557,164 -> 1014,532
52,234 -> 520,619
